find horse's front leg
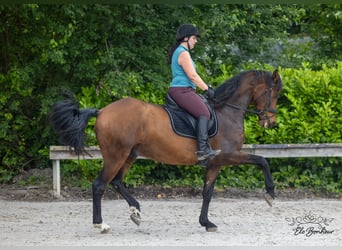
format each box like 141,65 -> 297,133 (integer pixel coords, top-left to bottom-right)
249,154 -> 275,206
199,166 -> 220,232
223,152 -> 275,206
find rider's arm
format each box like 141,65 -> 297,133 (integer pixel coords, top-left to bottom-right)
178,51 -> 209,91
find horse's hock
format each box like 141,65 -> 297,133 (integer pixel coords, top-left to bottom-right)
49,143 -> 342,196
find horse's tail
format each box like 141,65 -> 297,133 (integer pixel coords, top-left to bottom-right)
50,97 -> 99,155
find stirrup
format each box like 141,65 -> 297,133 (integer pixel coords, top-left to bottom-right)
209,149 -> 221,159
197,149 -> 221,161
197,151 -> 210,161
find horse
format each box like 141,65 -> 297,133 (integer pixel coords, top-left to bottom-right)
50,69 -> 282,233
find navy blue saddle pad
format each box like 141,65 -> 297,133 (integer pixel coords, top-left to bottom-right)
163,93 -> 218,139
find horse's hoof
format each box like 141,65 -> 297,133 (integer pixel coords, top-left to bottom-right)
94,223 -> 111,234
264,193 -> 274,207
205,221 -> 218,232
206,226 -> 218,232
130,206 -> 141,226
130,213 -> 141,226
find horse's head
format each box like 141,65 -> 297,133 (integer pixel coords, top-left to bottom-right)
252,70 -> 282,128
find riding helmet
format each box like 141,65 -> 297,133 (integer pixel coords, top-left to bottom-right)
176,24 -> 200,41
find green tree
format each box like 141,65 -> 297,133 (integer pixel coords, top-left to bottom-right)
302,4 -> 342,67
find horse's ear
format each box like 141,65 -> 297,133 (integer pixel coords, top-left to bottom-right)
272,69 -> 280,84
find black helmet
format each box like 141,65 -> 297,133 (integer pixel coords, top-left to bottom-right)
176,24 -> 200,41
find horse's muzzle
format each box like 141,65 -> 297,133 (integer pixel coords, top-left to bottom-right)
260,119 -> 276,128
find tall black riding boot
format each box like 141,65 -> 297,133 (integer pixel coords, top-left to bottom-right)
196,116 -> 221,161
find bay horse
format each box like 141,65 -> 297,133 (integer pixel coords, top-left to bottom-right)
50,69 -> 282,233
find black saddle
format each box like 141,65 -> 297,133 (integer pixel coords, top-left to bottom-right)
163,93 -> 218,139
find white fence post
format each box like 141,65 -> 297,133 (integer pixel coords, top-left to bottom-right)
52,159 -> 60,196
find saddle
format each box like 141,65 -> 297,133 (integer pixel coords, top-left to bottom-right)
163,93 -> 218,139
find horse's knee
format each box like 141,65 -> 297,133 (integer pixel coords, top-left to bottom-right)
250,155 -> 275,197
252,155 -> 269,169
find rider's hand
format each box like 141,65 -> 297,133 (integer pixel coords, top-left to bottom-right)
205,86 -> 215,100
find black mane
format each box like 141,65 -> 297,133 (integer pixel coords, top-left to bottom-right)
212,70 -> 270,107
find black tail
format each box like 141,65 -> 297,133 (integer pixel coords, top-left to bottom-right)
50,96 -> 99,155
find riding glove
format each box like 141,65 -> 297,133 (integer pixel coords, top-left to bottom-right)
205,86 -> 215,100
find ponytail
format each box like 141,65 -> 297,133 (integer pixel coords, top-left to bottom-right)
167,41 -> 181,64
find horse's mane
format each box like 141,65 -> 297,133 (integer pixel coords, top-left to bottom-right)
212,70 -> 268,107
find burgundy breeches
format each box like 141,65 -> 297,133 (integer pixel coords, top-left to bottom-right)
167,87 -> 210,120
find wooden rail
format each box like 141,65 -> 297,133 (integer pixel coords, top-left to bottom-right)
50,144 -> 342,196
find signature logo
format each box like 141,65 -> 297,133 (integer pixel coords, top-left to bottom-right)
285,211 -> 335,237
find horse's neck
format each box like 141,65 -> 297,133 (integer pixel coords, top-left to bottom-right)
230,88 -> 253,110
219,87 -> 253,123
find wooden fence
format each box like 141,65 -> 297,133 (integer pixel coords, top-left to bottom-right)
50,143 -> 342,196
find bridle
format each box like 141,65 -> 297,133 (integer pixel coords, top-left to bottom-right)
223,82 -> 277,121
253,84 -> 277,121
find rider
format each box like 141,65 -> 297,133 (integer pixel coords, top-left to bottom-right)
167,24 -> 221,162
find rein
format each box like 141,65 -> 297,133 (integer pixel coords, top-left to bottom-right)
222,84 -> 277,120
223,102 -> 260,115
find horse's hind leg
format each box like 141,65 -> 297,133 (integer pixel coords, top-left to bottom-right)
92,153 -> 131,233
92,169 -> 111,233
109,153 -> 141,226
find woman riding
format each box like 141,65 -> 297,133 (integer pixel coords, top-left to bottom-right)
167,24 -> 221,162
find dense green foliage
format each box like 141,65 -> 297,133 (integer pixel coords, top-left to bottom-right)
0,4 -> 341,193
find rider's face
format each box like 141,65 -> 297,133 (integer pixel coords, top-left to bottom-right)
186,35 -> 198,50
